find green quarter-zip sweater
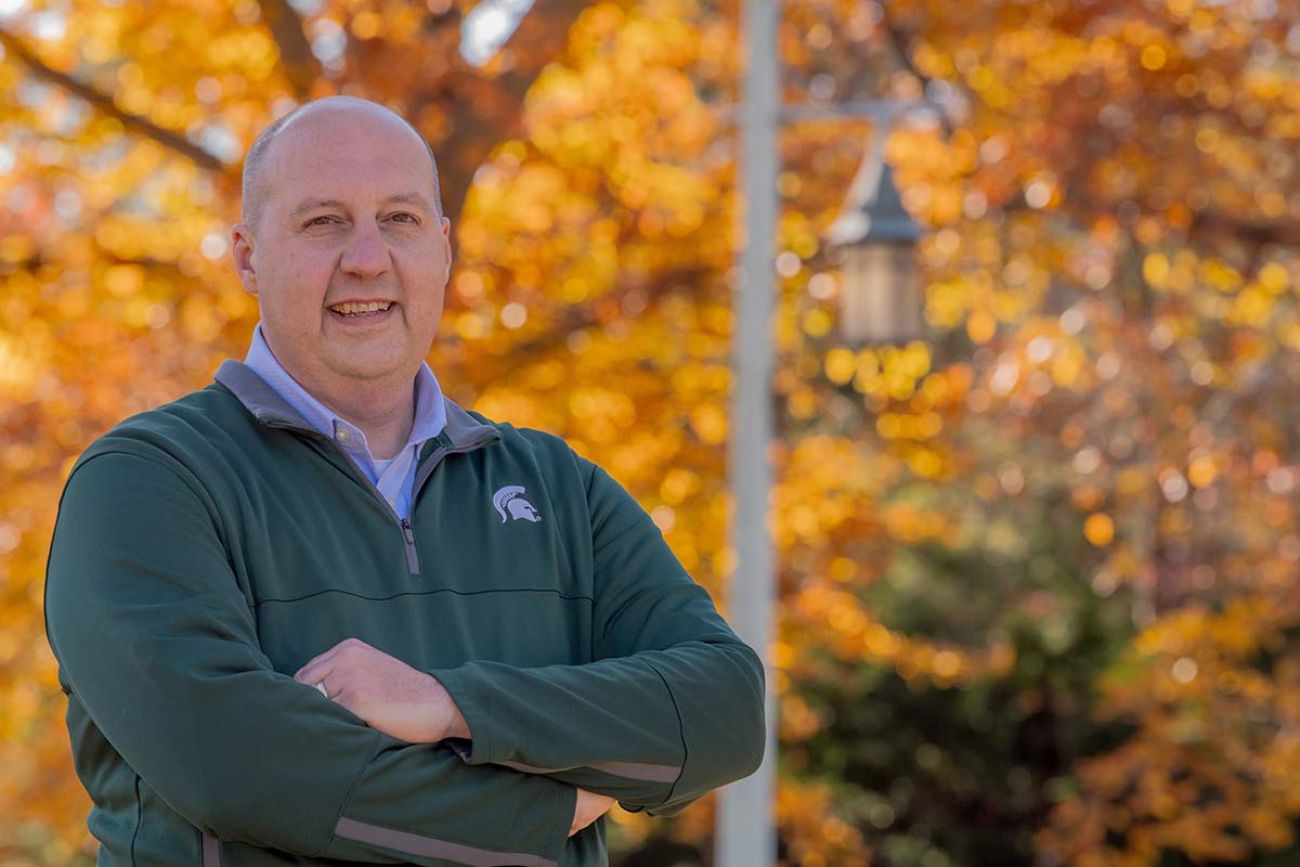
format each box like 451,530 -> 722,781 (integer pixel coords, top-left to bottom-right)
43,360 -> 765,867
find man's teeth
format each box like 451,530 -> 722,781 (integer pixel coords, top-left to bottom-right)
330,301 -> 393,316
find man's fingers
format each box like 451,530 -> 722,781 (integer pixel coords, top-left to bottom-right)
293,637 -> 363,680
294,657 -> 335,686
294,650 -> 337,680
569,788 -> 617,837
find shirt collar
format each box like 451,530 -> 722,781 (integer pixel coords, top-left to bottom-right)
242,323 -> 447,453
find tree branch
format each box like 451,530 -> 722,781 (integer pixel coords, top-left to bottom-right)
424,0 -> 588,222
488,264 -> 716,364
0,28 -> 227,172
878,3 -> 955,137
258,0 -> 320,99
1188,210 -> 1300,250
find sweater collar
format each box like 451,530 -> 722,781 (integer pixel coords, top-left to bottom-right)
241,323 -> 448,458
213,360 -> 500,453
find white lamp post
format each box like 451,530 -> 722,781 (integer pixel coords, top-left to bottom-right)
715,0 -> 778,861
716,8 -> 931,867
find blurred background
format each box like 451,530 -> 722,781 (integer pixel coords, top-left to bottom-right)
1,0 -> 1299,864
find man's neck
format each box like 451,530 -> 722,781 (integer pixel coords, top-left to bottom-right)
304,374 -> 417,460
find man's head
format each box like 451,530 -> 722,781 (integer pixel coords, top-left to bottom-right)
231,96 -> 451,399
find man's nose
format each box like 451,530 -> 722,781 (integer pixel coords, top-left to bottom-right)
339,219 -> 391,278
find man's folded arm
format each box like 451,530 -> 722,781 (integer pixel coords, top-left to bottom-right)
430,458 -> 766,815
44,447 -> 575,865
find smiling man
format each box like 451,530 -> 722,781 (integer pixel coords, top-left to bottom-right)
44,97 -> 765,867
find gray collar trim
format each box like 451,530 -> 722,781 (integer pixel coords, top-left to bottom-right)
213,360 -> 499,451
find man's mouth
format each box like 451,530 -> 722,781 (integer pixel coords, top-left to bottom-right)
327,301 -> 394,318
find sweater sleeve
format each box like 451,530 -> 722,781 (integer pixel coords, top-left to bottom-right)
44,448 -> 575,865
430,457 -> 766,814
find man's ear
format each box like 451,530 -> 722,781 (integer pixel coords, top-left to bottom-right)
231,223 -> 259,296
439,216 -> 452,282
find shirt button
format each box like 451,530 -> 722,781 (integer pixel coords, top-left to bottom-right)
336,429 -> 350,443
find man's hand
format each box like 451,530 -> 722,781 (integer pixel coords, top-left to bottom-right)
570,789 -> 615,837
293,638 -> 469,743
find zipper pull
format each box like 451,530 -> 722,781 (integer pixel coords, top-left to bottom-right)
400,518 -> 416,545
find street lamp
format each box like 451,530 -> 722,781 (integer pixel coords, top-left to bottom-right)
825,128 -> 925,345
716,2 -> 932,864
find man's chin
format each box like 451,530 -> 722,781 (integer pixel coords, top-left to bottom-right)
325,351 -> 420,384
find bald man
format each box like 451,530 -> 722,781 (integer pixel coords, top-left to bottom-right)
44,97 -> 764,867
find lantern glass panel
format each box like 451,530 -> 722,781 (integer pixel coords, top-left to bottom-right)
841,242 -> 922,344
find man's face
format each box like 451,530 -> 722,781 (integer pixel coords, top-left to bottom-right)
231,108 -> 450,393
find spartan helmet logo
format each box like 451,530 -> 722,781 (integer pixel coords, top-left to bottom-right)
492,485 -> 542,524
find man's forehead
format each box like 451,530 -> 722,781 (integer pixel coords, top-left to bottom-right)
260,129 -> 437,214
274,128 -> 429,169
265,106 -> 432,176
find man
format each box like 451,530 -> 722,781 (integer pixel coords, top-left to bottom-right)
43,96 -> 765,867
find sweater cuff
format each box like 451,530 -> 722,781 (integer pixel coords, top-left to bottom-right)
429,666 -> 504,765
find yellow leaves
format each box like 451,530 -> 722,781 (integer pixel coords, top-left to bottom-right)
208,28 -> 279,77
1187,454 -> 1217,489
1201,256 -> 1243,293
790,583 -> 1011,688
966,309 -> 997,344
833,341 -> 932,402
103,264 -> 145,297
1049,341 -> 1086,389
1241,806 -> 1293,850
1142,252 -> 1170,287
0,331 -> 47,399
350,11 -> 383,41
0,234 -> 35,264
658,468 -> 698,505
800,307 -> 832,338
874,411 -> 942,441
566,387 -> 637,444
780,693 -> 824,741
688,403 -> 727,445
924,276 -> 968,328
1047,586 -> 1300,863
880,502 -> 949,543
904,444 -> 946,478
454,311 -> 489,340
828,556 -> 856,583
1084,512 -> 1115,547
823,347 -> 855,385
1115,467 -> 1148,498
1139,43 -> 1168,72
967,64 -> 1012,109
1228,284 -> 1274,328
776,780 -> 870,867
178,294 -> 223,343
1071,482 -> 1105,511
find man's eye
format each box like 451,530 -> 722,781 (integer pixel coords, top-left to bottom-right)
389,212 -> 419,224
306,215 -> 339,227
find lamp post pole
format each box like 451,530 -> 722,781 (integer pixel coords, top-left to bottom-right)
715,0 -> 934,857
715,0 -> 778,859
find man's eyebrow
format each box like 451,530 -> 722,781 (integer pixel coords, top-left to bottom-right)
288,198 -> 346,220
288,194 -> 432,221
382,192 -> 433,210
